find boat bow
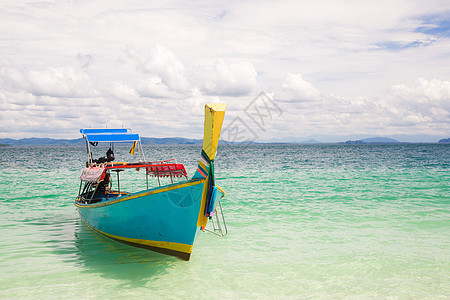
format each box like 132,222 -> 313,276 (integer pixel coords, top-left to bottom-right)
193,103 -> 227,230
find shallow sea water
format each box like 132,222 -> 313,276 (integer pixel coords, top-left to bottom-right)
0,144 -> 449,299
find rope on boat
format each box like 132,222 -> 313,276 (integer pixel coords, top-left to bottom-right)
202,149 -> 217,218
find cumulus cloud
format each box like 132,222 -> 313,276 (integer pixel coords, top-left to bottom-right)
388,77 -> 450,124
123,44 -> 258,97
136,76 -> 182,99
0,66 -> 97,98
106,81 -> 140,102
135,44 -> 190,93
391,77 -> 450,106
278,73 -> 321,102
263,74 -> 449,139
194,59 -> 258,96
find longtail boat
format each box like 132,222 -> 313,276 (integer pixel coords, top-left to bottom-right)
75,103 -> 227,260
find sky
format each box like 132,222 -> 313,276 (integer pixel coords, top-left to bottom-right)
1,0 -> 449,142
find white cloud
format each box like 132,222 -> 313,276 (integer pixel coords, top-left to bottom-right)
252,75 -> 449,139
107,81 -> 140,102
136,76 -> 181,99
124,44 -> 258,97
134,44 -> 190,93
388,77 -> 450,124
0,66 -> 97,98
194,59 -> 258,96
391,77 -> 450,106
279,73 -> 321,102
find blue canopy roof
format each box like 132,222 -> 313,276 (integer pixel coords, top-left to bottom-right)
80,128 -> 140,143
79,128 -> 128,134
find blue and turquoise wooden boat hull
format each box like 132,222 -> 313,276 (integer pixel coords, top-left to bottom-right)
75,179 -> 209,260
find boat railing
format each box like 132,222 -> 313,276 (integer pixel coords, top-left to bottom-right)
205,200 -> 228,237
144,159 -> 188,187
148,159 -> 177,165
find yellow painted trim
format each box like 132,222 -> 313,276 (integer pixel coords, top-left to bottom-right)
198,160 -> 207,170
202,103 -> 226,161
216,184 -> 226,198
85,222 -> 193,253
197,160 -> 208,175
197,180 -> 209,228
75,179 -> 206,209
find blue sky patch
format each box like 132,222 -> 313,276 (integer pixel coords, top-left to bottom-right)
375,40 -> 427,51
415,15 -> 450,37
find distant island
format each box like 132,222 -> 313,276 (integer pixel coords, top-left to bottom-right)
299,139 -> 321,144
0,136 -> 449,146
343,137 -> 401,145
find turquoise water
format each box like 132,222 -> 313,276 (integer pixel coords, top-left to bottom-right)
0,144 -> 449,299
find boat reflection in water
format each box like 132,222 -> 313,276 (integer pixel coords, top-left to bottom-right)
73,219 -> 175,284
